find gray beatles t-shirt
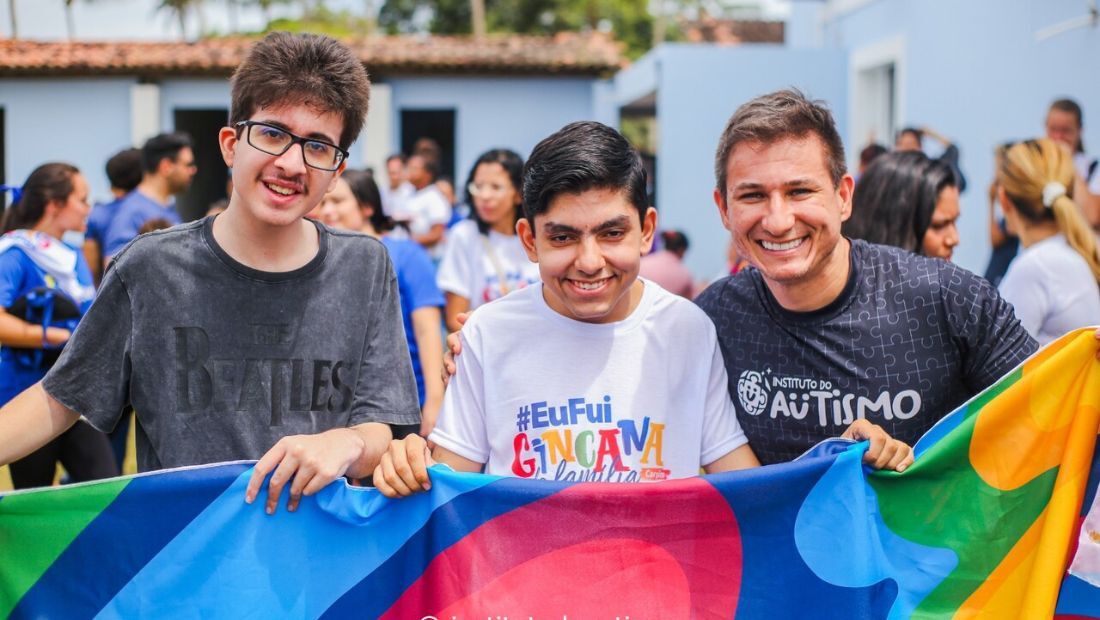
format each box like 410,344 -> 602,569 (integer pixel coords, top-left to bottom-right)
43,217 -> 420,472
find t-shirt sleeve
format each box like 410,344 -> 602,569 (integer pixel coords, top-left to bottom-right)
0,250 -> 27,308
428,194 -> 452,226
42,264 -> 133,432
436,227 -> 473,299
402,244 -> 446,310
103,208 -> 144,257
427,330 -> 490,464
940,262 -> 1038,392
699,329 -> 749,466
997,260 -> 1047,340
350,255 -> 422,426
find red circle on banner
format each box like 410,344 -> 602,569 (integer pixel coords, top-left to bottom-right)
381,477 -> 742,619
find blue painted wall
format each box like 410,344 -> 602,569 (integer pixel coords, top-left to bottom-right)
1,78 -> 135,204
821,0 -> 1100,274
1,74 -> 606,210
620,44 -> 848,280
387,76 -> 602,192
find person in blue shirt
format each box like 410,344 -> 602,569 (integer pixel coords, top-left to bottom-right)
0,162 -> 116,488
83,147 -> 142,284
102,132 -> 196,260
315,170 -> 446,436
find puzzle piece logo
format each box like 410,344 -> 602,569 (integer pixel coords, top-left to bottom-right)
737,370 -> 770,416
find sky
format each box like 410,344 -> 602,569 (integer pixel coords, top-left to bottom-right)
0,0 -> 791,41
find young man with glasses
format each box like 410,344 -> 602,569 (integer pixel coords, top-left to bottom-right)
0,32 -> 421,514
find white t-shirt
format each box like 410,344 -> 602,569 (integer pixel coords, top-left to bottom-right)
401,185 -> 452,258
380,181 -> 415,218
429,280 -> 749,483
999,233 -> 1100,345
436,220 -> 541,308
1074,152 -> 1100,195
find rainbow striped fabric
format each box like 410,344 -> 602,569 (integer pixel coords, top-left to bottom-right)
2,328 -> 1099,619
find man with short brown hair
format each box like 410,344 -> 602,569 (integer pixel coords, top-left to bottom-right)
697,88 -> 1036,464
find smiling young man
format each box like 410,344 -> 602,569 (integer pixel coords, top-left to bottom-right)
696,89 -> 1038,465
373,121 -> 912,498
0,32 -> 420,513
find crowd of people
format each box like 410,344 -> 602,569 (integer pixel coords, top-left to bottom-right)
0,32 -> 1094,509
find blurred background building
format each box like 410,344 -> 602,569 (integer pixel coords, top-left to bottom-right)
1,0 -> 1098,277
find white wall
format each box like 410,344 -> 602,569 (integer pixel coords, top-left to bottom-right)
1,78 -> 136,204
387,76 -> 601,190
630,44 -> 848,280
823,0 -> 1100,275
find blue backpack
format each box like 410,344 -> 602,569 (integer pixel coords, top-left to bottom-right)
7,286 -> 82,369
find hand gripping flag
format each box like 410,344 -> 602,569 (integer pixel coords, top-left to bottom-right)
2,328 -> 1099,619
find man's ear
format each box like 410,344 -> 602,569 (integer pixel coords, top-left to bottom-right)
640,207 -> 658,254
516,217 -> 539,263
837,173 -> 855,222
714,188 -> 732,232
326,161 -> 347,194
218,126 -> 239,168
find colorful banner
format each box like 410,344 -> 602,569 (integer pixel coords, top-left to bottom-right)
1,328 -> 1099,619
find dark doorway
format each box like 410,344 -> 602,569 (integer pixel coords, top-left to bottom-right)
400,109 -> 456,183
173,109 -> 229,222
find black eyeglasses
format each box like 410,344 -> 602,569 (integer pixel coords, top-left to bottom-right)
235,121 -> 348,171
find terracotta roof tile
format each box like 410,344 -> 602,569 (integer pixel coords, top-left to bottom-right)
681,19 -> 784,45
0,33 -> 625,78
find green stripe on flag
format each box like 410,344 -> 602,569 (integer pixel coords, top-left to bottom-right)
0,478 -> 130,617
868,368 -> 1056,617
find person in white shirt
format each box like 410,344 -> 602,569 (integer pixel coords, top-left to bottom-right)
374,121 -> 913,496
997,138 -> 1100,345
401,154 -> 452,259
1045,99 -> 1100,233
436,149 -> 541,331
379,153 -> 415,219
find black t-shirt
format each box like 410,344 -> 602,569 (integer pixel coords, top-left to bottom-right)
695,239 -> 1037,465
44,217 -> 421,472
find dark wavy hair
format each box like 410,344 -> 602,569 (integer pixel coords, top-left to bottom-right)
343,169 -> 392,233
464,148 -> 524,235
2,163 -> 81,234
523,121 -> 647,224
845,151 -> 956,253
230,32 -> 371,150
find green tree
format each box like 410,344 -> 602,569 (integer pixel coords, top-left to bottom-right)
378,0 -> 654,57
157,0 -> 199,40
62,0 -> 75,39
7,0 -> 17,39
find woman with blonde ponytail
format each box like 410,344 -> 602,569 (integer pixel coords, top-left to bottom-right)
997,138 -> 1100,344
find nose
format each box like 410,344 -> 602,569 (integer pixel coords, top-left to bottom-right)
760,192 -> 795,235
945,224 -> 959,247
574,235 -> 606,275
275,142 -> 308,175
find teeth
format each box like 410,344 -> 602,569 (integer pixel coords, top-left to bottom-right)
265,182 -> 295,196
761,238 -> 803,251
573,279 -> 607,290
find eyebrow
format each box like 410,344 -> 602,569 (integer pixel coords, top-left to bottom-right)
256,119 -> 339,145
731,178 -> 819,191
541,215 -> 633,235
